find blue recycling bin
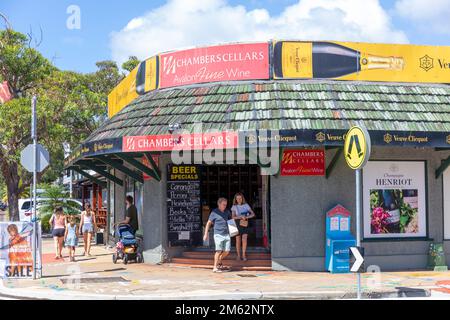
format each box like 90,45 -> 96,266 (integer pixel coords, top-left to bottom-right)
325,205 -> 356,273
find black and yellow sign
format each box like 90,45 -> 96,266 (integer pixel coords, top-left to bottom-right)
344,126 -> 371,170
168,164 -> 199,181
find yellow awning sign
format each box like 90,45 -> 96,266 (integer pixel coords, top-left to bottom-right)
344,126 -> 371,170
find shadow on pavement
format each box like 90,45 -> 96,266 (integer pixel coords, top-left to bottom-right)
42,267 -> 127,279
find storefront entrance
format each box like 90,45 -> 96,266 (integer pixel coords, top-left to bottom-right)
200,164 -> 269,248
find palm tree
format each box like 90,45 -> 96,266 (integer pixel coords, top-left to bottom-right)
38,183 -> 81,217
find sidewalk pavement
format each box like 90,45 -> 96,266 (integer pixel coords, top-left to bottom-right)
1,239 -> 450,300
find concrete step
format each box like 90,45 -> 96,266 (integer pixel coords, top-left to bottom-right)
168,263 -> 272,272
170,257 -> 271,267
182,251 -> 271,260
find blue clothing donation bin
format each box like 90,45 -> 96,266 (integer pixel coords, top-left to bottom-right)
325,204 -> 356,273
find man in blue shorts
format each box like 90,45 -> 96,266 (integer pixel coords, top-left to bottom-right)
203,197 -> 231,273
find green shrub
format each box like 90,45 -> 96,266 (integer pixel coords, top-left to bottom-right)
41,213 -> 52,233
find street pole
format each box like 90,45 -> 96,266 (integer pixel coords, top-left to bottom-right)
355,168 -> 362,299
31,95 -> 38,280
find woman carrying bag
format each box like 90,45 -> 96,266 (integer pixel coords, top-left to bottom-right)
231,193 -> 255,261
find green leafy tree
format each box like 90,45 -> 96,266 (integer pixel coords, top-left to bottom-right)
0,27 -> 124,221
122,56 -> 140,72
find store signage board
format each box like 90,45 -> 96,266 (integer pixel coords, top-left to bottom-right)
167,164 -> 202,246
344,126 -> 371,170
123,132 -> 238,152
280,149 -> 325,176
159,42 -> 269,89
107,40 -> 450,118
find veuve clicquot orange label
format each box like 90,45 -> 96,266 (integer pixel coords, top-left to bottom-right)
273,41 -> 404,79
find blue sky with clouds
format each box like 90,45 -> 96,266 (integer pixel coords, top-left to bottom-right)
1,0 -> 449,73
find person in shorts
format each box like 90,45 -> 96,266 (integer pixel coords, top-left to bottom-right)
231,192 -> 255,261
49,207 -> 66,259
79,203 -> 97,256
203,198 -> 232,273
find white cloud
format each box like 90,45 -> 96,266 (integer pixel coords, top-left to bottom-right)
394,0 -> 450,34
110,0 -> 408,66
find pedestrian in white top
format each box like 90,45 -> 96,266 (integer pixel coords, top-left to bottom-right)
79,202 -> 97,256
231,193 -> 255,261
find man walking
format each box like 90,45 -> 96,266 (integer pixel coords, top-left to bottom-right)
203,198 -> 231,273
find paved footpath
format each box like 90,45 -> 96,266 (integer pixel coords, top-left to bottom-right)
1,239 -> 450,300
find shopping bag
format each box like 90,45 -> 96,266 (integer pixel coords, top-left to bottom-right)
227,219 -> 239,237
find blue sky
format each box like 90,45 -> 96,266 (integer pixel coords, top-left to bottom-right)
1,0 -> 449,73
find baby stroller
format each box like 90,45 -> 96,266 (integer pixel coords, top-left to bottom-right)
112,224 -> 144,264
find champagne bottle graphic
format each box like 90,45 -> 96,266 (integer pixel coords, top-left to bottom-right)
273,41 -> 405,79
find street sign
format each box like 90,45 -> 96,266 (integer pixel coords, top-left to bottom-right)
20,143 -> 50,173
344,126 -> 371,170
350,246 -> 365,273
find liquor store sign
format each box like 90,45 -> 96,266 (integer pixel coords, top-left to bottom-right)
159,42 -> 269,89
363,161 -> 427,239
280,149 -> 325,176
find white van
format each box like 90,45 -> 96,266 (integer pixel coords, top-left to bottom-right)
18,198 -> 83,222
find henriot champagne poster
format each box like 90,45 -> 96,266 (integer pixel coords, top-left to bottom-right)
363,161 -> 427,239
273,40 -> 450,84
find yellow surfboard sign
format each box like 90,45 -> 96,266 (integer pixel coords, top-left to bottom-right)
344,126 -> 371,170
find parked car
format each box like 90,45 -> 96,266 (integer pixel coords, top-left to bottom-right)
18,198 -> 83,222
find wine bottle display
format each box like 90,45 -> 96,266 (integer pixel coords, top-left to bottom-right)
273,41 -> 404,79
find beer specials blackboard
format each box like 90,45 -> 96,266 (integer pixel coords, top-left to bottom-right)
167,164 -> 202,246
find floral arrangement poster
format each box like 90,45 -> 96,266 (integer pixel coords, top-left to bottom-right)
363,161 -> 426,239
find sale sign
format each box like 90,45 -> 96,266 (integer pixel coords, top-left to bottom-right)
280,149 -> 325,176
159,42 -> 269,88
123,131 -> 238,152
0,222 -> 41,278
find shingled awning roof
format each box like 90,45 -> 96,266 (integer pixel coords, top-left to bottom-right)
86,80 -> 450,143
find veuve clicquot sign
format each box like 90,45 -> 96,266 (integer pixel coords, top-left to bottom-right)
273,40 -> 450,83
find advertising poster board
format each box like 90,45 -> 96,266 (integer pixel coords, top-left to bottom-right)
280,149 -> 325,176
363,161 -> 427,239
0,222 -> 40,278
167,164 -> 202,246
273,40 -> 450,84
159,42 -> 269,88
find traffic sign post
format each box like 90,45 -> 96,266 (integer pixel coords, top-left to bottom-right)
20,96 -> 49,280
344,125 -> 371,299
